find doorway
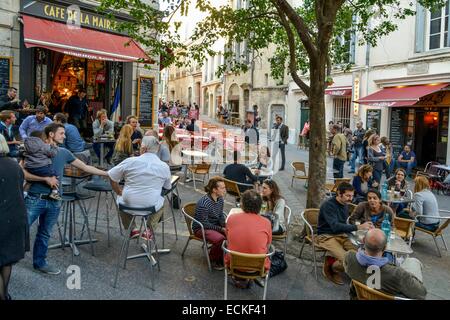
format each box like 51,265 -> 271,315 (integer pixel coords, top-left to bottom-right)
414,110 -> 439,166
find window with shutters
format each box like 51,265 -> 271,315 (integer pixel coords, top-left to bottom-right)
333,97 -> 351,127
427,1 -> 450,50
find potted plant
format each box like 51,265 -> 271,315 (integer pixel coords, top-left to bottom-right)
325,76 -> 334,86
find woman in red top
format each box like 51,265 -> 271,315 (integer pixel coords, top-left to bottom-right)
225,190 -> 272,288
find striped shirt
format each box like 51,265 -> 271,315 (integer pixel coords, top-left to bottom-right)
193,194 -> 225,233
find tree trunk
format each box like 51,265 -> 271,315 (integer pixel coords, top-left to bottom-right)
306,57 -> 327,208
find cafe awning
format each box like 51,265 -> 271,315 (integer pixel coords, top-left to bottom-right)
325,86 -> 352,96
355,83 -> 449,107
22,15 -> 150,62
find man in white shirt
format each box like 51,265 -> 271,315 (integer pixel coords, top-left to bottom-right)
108,136 -> 172,240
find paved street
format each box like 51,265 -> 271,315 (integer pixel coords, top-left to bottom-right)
9,116 -> 450,300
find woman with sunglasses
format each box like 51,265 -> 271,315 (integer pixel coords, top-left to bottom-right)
260,179 -> 286,235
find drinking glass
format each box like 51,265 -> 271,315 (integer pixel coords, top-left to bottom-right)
400,189 -> 406,197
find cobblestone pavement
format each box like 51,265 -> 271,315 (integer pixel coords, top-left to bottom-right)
9,116 -> 450,300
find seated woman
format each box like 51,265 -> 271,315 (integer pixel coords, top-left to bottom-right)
193,177 -> 227,271
352,164 -> 378,204
398,176 -> 441,232
225,190 -> 272,289
349,189 -> 394,229
254,145 -> 273,183
112,124 -> 134,166
161,125 -> 182,166
386,168 -> 408,213
260,179 -> 286,235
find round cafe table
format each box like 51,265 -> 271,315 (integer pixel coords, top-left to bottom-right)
181,149 -> 209,183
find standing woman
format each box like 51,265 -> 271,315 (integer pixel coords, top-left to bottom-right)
0,134 -> 29,300
260,179 -> 286,235
112,124 -> 134,166
362,129 -> 375,164
367,134 -> 385,184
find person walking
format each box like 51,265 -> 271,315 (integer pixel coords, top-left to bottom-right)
0,135 -> 29,300
349,121 -> 365,173
272,115 -> 289,171
331,124 -> 347,179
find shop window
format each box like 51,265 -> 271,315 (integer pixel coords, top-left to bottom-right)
333,97 -> 351,126
428,1 -> 449,50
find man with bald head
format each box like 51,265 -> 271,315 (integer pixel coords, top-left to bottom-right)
344,229 -> 426,299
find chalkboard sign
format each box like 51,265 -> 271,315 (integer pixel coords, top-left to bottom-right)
389,108 -> 406,158
366,109 -> 381,133
137,76 -> 155,128
0,57 -> 13,98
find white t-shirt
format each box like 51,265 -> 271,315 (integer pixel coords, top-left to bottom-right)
108,152 -> 172,212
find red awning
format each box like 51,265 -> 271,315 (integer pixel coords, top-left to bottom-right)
355,83 -> 449,107
22,15 -> 149,62
325,86 -> 352,96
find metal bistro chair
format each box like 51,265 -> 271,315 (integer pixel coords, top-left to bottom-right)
187,163 -> 211,189
222,241 -> 275,300
160,176 -> 180,247
113,203 -> 161,290
181,203 -> 212,272
299,209 -> 326,280
272,206 -> 292,254
223,177 -> 254,206
352,280 -> 411,300
291,162 -> 308,187
325,178 -> 351,197
393,216 -> 415,247
414,211 -> 450,257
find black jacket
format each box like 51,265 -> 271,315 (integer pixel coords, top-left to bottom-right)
0,157 -> 30,266
317,197 -> 357,235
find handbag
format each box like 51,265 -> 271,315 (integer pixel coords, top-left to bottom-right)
269,250 -> 288,277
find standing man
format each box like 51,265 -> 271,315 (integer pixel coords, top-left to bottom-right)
22,123 -> 108,274
66,89 -> 88,134
317,182 -> 372,285
19,106 -> 52,140
349,121 -> 366,174
331,124 -> 347,179
0,87 -> 21,112
253,105 -> 261,128
0,110 -> 21,157
272,115 -> 289,171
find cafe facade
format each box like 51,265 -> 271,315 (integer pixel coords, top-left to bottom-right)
0,0 -> 159,126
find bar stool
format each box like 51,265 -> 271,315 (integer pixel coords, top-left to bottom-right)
113,203 -> 160,290
161,175 -> 180,247
52,193 -> 97,260
83,177 -> 122,246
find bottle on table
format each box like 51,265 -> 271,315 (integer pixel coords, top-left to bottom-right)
381,213 -> 391,242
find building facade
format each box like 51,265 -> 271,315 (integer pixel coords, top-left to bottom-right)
288,0 -> 450,166
0,0 -> 159,127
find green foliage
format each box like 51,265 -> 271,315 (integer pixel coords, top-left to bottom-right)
98,0 -> 446,91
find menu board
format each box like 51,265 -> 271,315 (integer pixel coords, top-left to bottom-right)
137,76 -> 155,127
366,109 -> 381,133
0,57 -> 12,97
389,108 -> 406,157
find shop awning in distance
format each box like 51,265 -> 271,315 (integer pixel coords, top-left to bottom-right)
355,83 -> 449,107
325,86 -> 352,96
22,15 -> 150,62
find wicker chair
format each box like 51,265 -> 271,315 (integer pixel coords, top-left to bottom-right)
291,162 -> 308,187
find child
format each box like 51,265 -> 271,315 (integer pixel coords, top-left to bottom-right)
24,130 -> 61,200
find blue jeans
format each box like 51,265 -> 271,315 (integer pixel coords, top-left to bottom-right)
372,168 -> 382,184
25,195 -> 62,269
415,221 -> 439,232
398,161 -> 416,176
350,145 -> 364,171
333,158 -> 345,179
384,160 -> 396,179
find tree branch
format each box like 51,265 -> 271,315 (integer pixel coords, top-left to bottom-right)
274,5 -> 310,97
272,0 -> 317,58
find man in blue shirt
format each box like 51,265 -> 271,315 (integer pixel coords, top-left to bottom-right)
53,113 -> 85,153
22,123 -> 108,275
0,110 -> 21,157
397,145 -> 416,177
19,106 -> 52,139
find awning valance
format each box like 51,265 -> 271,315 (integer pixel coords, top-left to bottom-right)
355,83 -> 449,107
325,86 -> 352,96
23,15 -> 149,62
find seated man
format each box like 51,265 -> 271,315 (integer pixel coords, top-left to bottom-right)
108,136 -> 172,240
225,190 -> 272,288
317,182 -> 373,285
344,228 -> 427,299
92,109 -> 115,165
193,176 -> 227,271
19,106 -> 52,140
397,145 -> 416,177
0,110 -> 21,157
223,151 -> 258,193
